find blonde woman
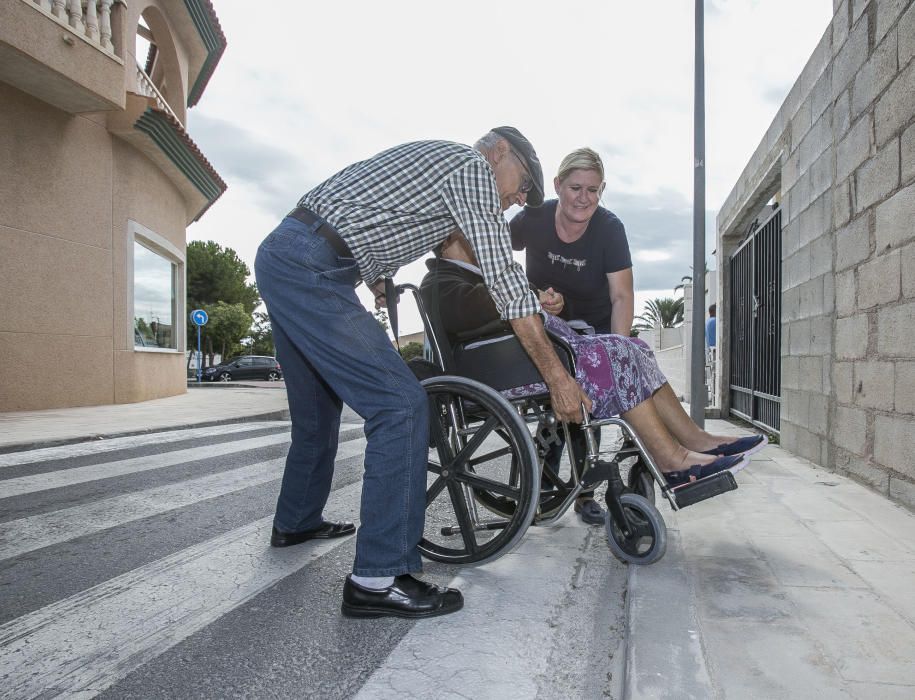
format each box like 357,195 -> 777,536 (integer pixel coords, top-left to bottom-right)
509,147 -> 634,525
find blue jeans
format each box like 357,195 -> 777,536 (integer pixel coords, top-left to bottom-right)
254,216 -> 428,576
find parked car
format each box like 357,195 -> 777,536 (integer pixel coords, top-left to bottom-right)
203,355 -> 283,382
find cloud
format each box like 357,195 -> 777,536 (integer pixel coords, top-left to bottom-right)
604,188 -> 718,290
186,113 -> 307,217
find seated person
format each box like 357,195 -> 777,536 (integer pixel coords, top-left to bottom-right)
420,231 -> 767,488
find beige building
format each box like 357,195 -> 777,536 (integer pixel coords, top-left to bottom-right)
0,0 -> 226,410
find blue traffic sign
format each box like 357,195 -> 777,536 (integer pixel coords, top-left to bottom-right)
190,309 -> 208,326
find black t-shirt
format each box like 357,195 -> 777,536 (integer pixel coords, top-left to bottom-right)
510,200 -> 632,333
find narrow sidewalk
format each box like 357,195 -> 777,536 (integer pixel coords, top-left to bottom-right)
624,419 -> 915,699
0,385 -> 291,452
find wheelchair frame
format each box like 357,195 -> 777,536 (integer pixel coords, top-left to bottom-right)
399,282 -> 736,566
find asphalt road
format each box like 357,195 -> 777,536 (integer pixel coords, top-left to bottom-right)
0,421 -> 628,699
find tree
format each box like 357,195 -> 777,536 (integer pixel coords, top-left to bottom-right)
674,262 -> 710,294
247,310 -> 275,356
206,302 -> 253,363
398,341 -> 424,361
187,241 -> 259,312
634,297 -> 684,330
374,309 -> 389,333
186,241 -> 259,367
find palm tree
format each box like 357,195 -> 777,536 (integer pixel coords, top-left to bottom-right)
634,297 -> 684,330
674,263 -> 710,294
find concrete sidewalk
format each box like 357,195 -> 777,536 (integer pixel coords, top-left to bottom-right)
624,419 -> 915,699
0,384 -> 292,452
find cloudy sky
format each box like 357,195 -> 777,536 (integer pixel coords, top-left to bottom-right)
184,0 -> 833,334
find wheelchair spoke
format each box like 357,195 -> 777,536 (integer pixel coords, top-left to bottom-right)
446,480 -> 478,554
428,399 -> 455,463
456,471 -> 521,500
452,415 -> 500,469
466,445 -> 513,467
426,475 -> 447,506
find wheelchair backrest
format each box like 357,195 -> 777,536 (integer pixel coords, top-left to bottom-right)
398,281 -> 577,393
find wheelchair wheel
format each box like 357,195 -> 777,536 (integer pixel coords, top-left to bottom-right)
605,493 -> 667,565
420,376 -> 540,566
626,459 -> 656,504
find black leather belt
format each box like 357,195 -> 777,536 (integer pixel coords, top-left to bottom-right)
287,206 -> 353,258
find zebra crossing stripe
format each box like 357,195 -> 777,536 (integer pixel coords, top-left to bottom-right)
0,437 -> 368,561
0,422 -> 292,469
0,432 -> 295,499
0,482 -> 361,698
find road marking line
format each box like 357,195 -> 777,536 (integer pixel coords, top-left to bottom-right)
0,437 -> 367,561
0,482 -> 361,699
0,433 -> 302,499
0,422 -> 293,469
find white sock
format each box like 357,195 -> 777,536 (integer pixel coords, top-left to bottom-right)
350,574 -> 395,589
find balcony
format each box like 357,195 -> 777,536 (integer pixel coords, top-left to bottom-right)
0,0 -> 125,113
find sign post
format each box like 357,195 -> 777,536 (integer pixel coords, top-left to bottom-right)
189,309 -> 208,383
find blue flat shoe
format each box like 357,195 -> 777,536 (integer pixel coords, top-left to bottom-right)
702,434 -> 768,458
664,454 -> 746,489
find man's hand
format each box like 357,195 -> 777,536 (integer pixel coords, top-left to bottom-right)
369,280 -> 386,310
508,314 -> 590,423
538,287 -> 564,316
548,371 -> 592,423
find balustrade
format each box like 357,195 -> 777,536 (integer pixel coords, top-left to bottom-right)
135,64 -> 181,125
31,0 -> 115,53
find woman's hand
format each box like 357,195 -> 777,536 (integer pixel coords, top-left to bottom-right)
539,287 -> 564,316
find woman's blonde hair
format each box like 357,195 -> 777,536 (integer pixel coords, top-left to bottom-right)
556,147 -> 605,183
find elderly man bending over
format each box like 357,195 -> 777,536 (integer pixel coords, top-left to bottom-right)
254,127 -> 590,619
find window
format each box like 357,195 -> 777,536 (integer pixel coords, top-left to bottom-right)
134,241 -> 177,349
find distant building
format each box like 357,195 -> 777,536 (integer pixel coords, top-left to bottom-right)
0,0 -> 226,410
396,331 -> 426,347
716,0 -> 915,509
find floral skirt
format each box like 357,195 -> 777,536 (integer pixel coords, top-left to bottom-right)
501,314 -> 668,418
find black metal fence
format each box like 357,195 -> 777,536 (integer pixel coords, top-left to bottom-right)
729,207 -> 781,433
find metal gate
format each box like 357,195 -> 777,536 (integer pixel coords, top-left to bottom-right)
729,206 -> 781,433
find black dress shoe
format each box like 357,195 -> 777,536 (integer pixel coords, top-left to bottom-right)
341,574 -> 463,619
270,521 -> 355,547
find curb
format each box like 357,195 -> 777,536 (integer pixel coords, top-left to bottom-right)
0,410 -> 291,456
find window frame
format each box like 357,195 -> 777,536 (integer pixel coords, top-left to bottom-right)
127,220 -> 185,354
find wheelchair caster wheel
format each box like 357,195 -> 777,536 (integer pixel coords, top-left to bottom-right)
627,461 -> 656,504
605,493 -> 667,565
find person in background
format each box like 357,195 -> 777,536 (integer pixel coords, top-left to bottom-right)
706,303 -> 717,350
509,147 -> 634,525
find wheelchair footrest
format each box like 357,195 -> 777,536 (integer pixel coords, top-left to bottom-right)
672,470 -> 738,508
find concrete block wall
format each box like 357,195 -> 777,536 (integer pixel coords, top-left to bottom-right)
718,0 -> 915,509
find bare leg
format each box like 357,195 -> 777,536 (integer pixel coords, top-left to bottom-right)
621,396 -> 719,472
651,383 -> 734,452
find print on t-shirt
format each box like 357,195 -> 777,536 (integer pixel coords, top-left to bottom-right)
510,200 -> 633,334
547,251 -> 587,271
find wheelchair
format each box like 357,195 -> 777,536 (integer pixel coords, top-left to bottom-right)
396,283 -> 737,567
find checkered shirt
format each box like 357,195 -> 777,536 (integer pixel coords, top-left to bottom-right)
298,140 -> 539,320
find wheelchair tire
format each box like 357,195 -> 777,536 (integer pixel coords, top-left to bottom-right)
626,460 -> 656,504
420,376 -> 540,566
605,493 -> 667,565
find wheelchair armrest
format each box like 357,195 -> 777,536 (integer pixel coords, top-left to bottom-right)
452,330 -> 575,392
566,319 -> 596,335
